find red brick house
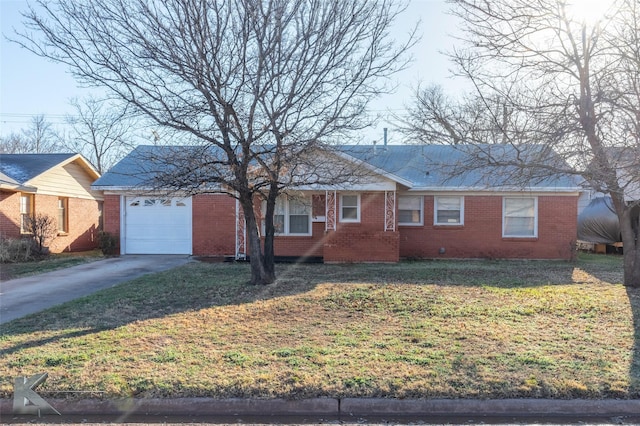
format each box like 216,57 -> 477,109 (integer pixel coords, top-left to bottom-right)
92,145 -> 580,261
0,153 -> 103,253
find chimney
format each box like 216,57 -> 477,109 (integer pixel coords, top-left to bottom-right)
383,127 -> 388,149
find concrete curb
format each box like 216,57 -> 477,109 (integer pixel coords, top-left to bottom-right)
2,398 -> 640,418
341,398 -> 640,416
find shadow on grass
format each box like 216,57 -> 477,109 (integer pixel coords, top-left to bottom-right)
0,255 -> 621,339
1,253 -> 638,398
627,286 -> 640,398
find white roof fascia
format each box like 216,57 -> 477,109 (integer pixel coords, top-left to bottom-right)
293,181 -> 398,192
408,186 -> 581,193
93,184 -> 224,192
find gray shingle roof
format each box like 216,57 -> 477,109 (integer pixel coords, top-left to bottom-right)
340,144 -> 579,190
0,153 -> 78,184
92,145 -> 199,188
93,144 -> 579,191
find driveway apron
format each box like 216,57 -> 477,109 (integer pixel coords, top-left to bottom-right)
0,255 -> 192,324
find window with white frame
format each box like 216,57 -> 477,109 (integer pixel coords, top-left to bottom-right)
398,195 -> 423,225
503,197 -> 537,237
20,194 -> 34,233
340,194 -> 360,222
58,197 -> 69,233
434,196 -> 463,225
262,196 -> 311,235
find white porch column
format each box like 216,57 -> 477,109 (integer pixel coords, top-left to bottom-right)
325,190 -> 337,231
385,190 -> 396,232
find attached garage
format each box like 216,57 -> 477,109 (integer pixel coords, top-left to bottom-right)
123,196 -> 192,254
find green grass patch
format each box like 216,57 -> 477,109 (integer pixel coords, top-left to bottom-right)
1,250 -> 104,280
1,253 -> 638,400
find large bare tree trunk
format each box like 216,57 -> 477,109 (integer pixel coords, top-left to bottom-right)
240,198 -> 274,286
618,201 -> 640,288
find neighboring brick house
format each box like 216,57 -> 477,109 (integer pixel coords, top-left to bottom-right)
92,144 -> 580,261
0,153 -> 103,253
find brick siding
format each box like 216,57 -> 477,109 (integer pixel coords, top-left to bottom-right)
399,195 -> 577,260
192,194 -> 237,256
100,191 -> 577,261
0,191 -> 101,253
323,192 -> 399,263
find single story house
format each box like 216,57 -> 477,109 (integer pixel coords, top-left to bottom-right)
0,153 -> 103,253
92,144 -> 580,261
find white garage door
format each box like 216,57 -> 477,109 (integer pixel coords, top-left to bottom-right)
124,196 -> 192,254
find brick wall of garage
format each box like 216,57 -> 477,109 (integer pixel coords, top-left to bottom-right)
102,194 -> 121,252
323,192 -> 399,263
192,193 -> 237,256
399,194 -> 578,260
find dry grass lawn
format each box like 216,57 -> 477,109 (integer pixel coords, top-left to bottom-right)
1,253 -> 638,400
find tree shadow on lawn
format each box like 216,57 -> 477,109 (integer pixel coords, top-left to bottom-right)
1,256 -> 638,397
0,257 -> 623,346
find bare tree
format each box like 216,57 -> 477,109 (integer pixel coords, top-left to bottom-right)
401,0 -> 640,287
22,114 -> 61,153
1,115 -> 61,153
0,132 -> 29,153
24,213 -> 57,255
64,96 -> 134,173
13,0 -> 416,285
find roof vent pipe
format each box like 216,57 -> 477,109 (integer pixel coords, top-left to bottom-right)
383,128 -> 388,148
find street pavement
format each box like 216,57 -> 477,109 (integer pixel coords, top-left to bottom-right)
0,255 -> 192,324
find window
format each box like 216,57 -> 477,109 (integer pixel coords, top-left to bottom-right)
503,197 -> 537,237
340,194 -> 360,222
144,198 -> 171,207
435,196 -> 463,225
262,196 -> 311,236
58,197 -> 69,233
19,194 -> 34,233
398,195 -> 423,225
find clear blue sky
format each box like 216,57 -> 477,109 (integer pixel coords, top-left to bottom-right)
0,0 -> 467,143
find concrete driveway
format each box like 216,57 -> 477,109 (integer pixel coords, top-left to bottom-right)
0,255 -> 193,324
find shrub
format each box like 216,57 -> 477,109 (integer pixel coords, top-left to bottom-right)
98,231 -> 119,255
23,213 -> 57,255
0,238 -> 38,263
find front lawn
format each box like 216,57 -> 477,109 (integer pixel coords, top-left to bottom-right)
0,250 -> 104,281
1,253 -> 638,400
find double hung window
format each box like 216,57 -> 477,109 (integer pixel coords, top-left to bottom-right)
398,195 -> 423,225
58,197 -> 69,233
503,197 -> 537,237
263,196 -> 311,235
340,194 -> 360,222
20,194 -> 34,233
434,196 -> 463,225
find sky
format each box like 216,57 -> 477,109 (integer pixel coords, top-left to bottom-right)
0,0 -> 467,145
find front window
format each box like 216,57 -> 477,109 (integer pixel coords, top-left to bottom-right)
435,196 -> 463,225
262,196 -> 311,236
20,194 -> 34,233
58,197 -> 69,233
503,197 -> 537,237
340,194 -> 360,222
398,195 -> 423,225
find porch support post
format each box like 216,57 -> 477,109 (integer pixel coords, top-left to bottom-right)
325,190 -> 337,231
235,198 -> 246,259
385,190 -> 396,232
